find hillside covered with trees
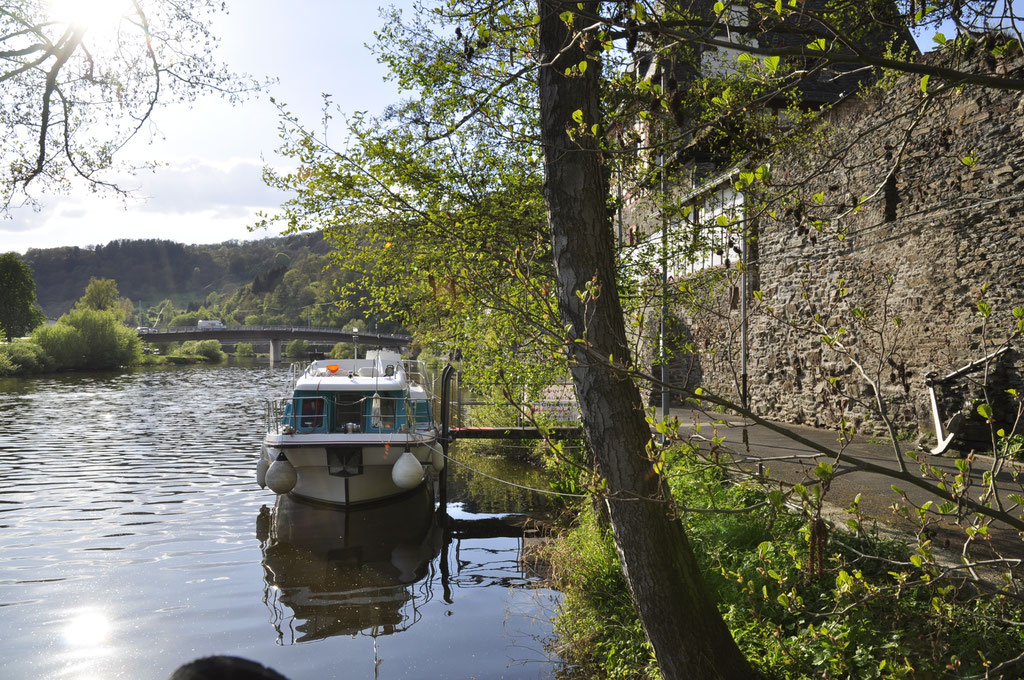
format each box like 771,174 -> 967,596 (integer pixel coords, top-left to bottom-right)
17,234 -> 400,333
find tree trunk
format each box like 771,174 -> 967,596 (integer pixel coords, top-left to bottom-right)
536,3 -> 757,678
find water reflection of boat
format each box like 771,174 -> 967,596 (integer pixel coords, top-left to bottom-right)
258,350 -> 442,506
258,485 -> 443,643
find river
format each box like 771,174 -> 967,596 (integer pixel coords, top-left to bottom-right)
0,362 -> 561,679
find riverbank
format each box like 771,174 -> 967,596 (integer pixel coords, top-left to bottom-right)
0,333 -> 234,377
543,427 -> 1024,679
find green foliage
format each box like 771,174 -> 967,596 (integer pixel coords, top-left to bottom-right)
169,311 -> 203,327
547,507 -> 659,679
0,339 -> 55,375
76,277 -> 121,311
0,349 -> 14,377
260,3 -> 566,397
328,342 -> 355,360
0,253 -> 46,338
285,339 -> 309,358
32,307 -> 141,370
549,446 -> 1024,678
234,342 -> 255,357
178,340 -> 225,361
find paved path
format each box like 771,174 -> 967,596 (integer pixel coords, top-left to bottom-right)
669,407 -> 1024,562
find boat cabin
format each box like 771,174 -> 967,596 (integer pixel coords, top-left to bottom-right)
276,356 -> 433,435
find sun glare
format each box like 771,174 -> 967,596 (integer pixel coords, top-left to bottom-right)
62,608 -> 113,647
48,0 -> 131,34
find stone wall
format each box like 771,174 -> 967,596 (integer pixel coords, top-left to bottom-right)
667,48 -> 1024,441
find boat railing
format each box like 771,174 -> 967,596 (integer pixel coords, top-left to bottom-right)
440,376 -> 579,429
402,359 -> 433,395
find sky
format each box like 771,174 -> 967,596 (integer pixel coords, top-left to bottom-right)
3,1 -> 414,254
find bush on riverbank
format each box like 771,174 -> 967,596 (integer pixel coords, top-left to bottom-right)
178,339 -> 225,362
0,338 -> 55,376
285,338 -> 310,358
235,342 -> 255,357
31,308 -> 141,371
547,445 -> 1024,678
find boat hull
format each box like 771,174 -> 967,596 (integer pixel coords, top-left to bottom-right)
261,436 -> 436,506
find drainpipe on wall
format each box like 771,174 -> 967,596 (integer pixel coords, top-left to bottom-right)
740,209 -> 748,412
659,66 -> 670,436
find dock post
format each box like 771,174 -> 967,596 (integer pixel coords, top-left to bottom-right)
438,363 -> 456,511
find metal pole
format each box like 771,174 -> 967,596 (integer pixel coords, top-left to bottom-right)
438,363 -> 456,510
659,64 -> 669,433
740,212 -> 748,412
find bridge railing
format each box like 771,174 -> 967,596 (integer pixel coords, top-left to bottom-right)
138,325 -> 412,344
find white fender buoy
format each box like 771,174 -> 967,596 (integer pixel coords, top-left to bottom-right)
392,450 -> 424,490
256,445 -> 270,488
391,544 -> 421,582
430,447 -> 445,472
266,454 -> 297,495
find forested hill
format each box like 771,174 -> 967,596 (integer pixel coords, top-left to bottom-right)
20,234 -> 332,317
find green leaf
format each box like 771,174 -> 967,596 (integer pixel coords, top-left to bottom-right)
571,109 -> 584,124
764,55 -> 780,73
977,403 -> 994,420
713,1 -> 725,13
933,32 -> 947,45
807,38 -> 827,51
920,74 -> 930,93
578,60 -> 588,73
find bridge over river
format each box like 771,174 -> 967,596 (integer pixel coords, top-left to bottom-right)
138,325 -> 412,362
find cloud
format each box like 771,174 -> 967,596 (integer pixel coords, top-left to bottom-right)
135,159 -> 285,215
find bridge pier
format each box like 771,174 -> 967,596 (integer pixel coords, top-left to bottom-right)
268,338 -> 282,363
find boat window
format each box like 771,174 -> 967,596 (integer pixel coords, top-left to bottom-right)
369,392 -> 397,431
410,399 -> 431,426
297,397 -> 325,432
333,395 -> 364,433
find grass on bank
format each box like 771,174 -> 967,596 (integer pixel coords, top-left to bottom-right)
546,445 -> 1024,679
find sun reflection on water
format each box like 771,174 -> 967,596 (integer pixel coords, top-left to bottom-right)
62,608 -> 112,647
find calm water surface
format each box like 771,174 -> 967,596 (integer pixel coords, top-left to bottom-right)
0,363 -> 560,679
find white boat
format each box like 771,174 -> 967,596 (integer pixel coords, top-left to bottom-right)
258,350 -> 442,506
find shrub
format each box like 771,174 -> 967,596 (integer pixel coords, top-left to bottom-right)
328,342 -> 354,359
0,339 -> 54,374
547,506 -> 659,679
168,312 -> 202,327
179,339 -> 225,361
243,314 -> 261,326
32,308 -> 141,370
547,446 -> 1024,679
0,350 -> 15,376
285,339 -> 309,358
234,342 -> 255,357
